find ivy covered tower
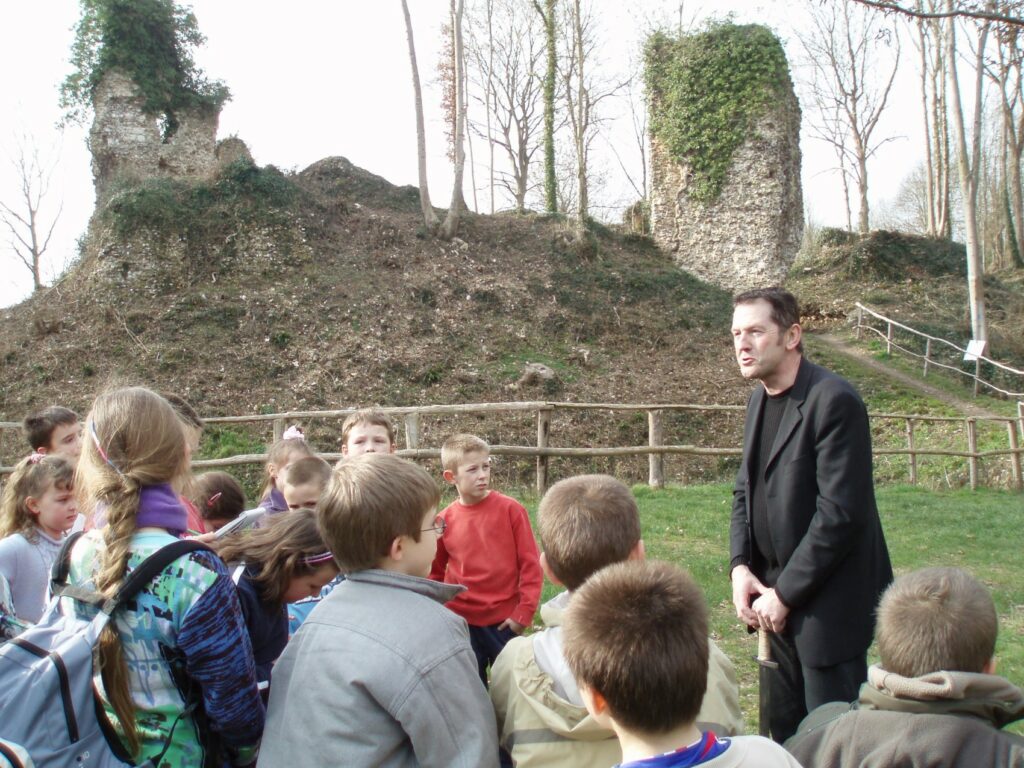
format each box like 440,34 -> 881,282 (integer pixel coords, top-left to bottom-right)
645,24 -> 802,291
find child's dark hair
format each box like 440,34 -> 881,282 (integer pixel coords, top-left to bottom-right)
281,456 -> 332,490
538,475 -> 641,590
563,560 -> 709,735
214,507 -> 337,605
162,393 -> 204,431
193,471 -> 246,524
23,406 -> 79,451
0,454 -> 75,540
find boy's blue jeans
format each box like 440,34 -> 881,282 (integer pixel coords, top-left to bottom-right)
468,622 -> 517,687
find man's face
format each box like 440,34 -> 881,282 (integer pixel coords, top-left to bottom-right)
343,423 -> 394,457
46,422 -> 83,459
731,299 -> 790,383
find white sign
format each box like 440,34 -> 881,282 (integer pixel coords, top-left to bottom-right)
964,340 -> 987,362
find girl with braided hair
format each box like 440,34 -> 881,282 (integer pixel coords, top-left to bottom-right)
62,386 -> 264,767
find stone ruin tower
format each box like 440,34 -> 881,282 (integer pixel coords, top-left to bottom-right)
89,69 -> 249,201
647,25 -> 803,292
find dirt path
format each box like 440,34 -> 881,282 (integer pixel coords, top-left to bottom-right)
810,331 -> 1005,420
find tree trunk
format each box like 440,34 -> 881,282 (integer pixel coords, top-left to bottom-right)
533,0 -> 557,214
399,0 -> 439,230
946,2 -> 987,342
442,0 -> 467,240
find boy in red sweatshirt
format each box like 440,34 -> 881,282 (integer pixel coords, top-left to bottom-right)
430,433 -> 542,685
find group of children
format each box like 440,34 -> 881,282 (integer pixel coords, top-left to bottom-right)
1,390 -> 1022,768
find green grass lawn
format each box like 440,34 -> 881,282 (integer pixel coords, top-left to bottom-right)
511,483 -> 1024,735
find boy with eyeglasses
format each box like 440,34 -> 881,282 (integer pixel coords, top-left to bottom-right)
258,454 -> 498,768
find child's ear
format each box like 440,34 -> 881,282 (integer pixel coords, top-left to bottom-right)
442,469 -> 455,484
580,685 -> 609,720
389,443 -> 397,454
341,444 -> 350,456
25,496 -> 41,516
35,447 -> 50,455
627,539 -> 645,562
540,553 -> 563,586
388,535 -> 406,562
984,656 -> 997,675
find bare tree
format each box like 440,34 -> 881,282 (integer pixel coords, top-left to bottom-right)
400,0 -> 439,230
946,0 -> 990,341
532,0 -> 558,214
557,0 -> 620,227
799,0 -> 901,234
442,0 -> 468,240
912,0 -> 954,237
1,137 -> 63,292
466,0 -> 545,212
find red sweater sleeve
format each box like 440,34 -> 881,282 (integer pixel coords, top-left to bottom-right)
429,522 -> 450,582
508,503 -> 542,627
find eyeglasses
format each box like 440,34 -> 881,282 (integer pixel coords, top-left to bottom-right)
422,515 -> 447,536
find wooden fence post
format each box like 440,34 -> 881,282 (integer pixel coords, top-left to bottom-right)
536,407 -> 552,496
856,305 -> 863,340
1007,419 -> 1022,492
648,410 -> 664,489
966,418 -> 978,491
973,359 -> 981,397
923,338 -> 931,377
404,412 -> 420,450
905,418 -> 917,485
886,322 -> 894,355
272,418 -> 285,442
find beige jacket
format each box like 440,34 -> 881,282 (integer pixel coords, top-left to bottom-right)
490,592 -> 744,768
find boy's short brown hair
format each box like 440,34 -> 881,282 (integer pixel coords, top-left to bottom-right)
282,455 -> 332,489
440,433 -> 489,472
318,454 -> 440,573
23,406 -> 79,451
877,567 -> 997,678
341,408 -> 396,446
563,560 -> 709,735
538,475 -> 641,590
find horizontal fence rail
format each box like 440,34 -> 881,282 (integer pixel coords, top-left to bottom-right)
854,302 -> 1024,399
3,401 -> 1021,492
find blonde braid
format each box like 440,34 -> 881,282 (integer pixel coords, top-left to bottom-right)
95,475 -> 143,756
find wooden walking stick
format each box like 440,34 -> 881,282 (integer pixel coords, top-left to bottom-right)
754,628 -> 778,738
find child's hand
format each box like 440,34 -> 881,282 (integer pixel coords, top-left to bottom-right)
498,618 -> 526,635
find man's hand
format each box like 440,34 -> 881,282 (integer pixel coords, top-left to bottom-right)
752,588 -> 790,633
498,618 -> 526,635
731,565 -> 767,629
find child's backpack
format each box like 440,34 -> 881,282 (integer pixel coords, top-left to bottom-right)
0,532 -> 211,768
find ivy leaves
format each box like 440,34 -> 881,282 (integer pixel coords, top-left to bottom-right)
644,23 -> 790,203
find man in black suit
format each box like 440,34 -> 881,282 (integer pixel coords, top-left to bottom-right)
729,287 -> 892,743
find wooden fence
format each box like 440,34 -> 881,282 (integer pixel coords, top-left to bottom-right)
3,400 -> 1022,491
854,302 -> 1024,398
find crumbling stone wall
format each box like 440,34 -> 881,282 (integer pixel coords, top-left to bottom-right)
649,83 -> 803,292
89,70 -> 221,200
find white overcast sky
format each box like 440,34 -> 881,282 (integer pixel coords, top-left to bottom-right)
0,0 -> 925,308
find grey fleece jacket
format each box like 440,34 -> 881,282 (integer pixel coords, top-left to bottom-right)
257,569 -> 499,768
785,664 -> 1024,767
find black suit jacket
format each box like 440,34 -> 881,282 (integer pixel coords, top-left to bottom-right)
730,358 -> 893,667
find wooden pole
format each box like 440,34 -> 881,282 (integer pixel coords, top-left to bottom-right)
536,407 -> 552,496
404,412 -> 421,450
856,305 -> 863,340
272,418 -> 285,442
973,359 -> 981,397
966,418 -> 978,491
1008,419 -> 1022,492
923,338 -> 931,377
886,322 -> 893,355
906,418 -> 917,485
648,410 -> 664,489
